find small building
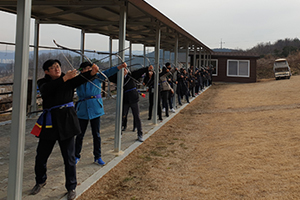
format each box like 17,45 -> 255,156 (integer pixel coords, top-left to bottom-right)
210,52 -> 260,83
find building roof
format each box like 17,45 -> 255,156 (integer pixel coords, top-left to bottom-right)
211,51 -> 260,58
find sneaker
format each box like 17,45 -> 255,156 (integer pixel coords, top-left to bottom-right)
30,182 -> 46,195
162,108 -> 165,112
67,189 -> 76,200
137,136 -> 144,142
170,108 -> 176,113
94,157 -> 105,165
75,157 -> 80,165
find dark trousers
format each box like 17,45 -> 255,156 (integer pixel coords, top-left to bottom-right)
161,90 -> 169,117
122,102 -> 142,137
122,107 -> 136,129
168,91 -> 173,109
199,77 -> 203,90
189,87 -> 195,97
34,137 -> 76,191
148,90 -> 162,120
177,92 -> 182,105
75,117 -> 101,160
203,79 -> 207,87
183,90 -> 190,103
195,84 -> 200,94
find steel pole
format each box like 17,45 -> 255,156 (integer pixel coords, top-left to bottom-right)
30,19 -> 39,115
114,2 -> 127,152
8,0 -> 32,199
152,23 -> 161,124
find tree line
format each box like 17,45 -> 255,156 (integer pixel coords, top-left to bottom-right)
244,38 -> 300,58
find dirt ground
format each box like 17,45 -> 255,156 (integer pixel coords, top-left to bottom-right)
77,76 -> 300,200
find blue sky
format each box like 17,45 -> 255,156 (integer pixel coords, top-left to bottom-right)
0,0 -> 300,52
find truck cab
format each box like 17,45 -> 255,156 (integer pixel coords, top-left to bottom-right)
273,58 -> 291,80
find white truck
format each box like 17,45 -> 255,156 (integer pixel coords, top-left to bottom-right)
273,58 -> 291,80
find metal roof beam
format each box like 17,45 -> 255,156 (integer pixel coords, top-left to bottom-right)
38,20 -> 119,26
129,15 -> 152,21
0,0 -> 121,6
37,6 -> 96,19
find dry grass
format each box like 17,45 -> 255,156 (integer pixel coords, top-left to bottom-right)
78,76 -> 300,200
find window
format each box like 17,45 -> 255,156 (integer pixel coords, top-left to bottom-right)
227,60 -> 250,77
210,59 -> 218,76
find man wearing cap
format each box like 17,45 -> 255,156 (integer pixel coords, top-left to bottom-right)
30,59 -> 99,200
74,61 -> 127,166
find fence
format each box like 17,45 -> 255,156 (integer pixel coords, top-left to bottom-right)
0,81 -> 35,115
0,80 -> 117,116
0,83 -> 13,114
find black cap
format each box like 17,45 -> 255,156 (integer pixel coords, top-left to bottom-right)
165,62 -> 171,67
42,59 -> 61,71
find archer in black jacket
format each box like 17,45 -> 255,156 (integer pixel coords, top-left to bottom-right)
143,69 -> 163,121
30,59 -> 98,200
110,65 -> 153,142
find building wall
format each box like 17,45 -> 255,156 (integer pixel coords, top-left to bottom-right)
212,56 -> 257,83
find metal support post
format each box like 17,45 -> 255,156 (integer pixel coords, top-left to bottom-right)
162,50 -> 165,65
80,29 -> 85,63
143,45 -> 146,67
185,42 -> 189,69
203,51 -> 206,67
109,36 -> 113,67
173,34 -> 179,109
152,23 -> 161,124
193,46 -> 196,69
129,41 -> 132,68
107,36 -> 113,98
114,2 -> 127,152
199,48 -> 202,67
8,0 -> 32,199
30,19 -> 39,115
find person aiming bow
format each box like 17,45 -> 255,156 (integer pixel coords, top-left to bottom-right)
74,61 -> 127,165
30,59 -> 99,200
109,65 -> 153,142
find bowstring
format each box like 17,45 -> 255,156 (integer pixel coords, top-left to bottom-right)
114,54 -> 145,86
53,40 -> 109,81
60,51 -> 113,98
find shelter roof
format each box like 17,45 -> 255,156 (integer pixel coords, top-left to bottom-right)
0,0 -> 212,53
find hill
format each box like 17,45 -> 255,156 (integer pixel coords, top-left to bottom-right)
247,38 -> 300,58
250,38 -> 300,79
256,51 -> 300,79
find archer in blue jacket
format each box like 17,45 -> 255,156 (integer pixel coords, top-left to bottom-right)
75,61 -> 127,165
